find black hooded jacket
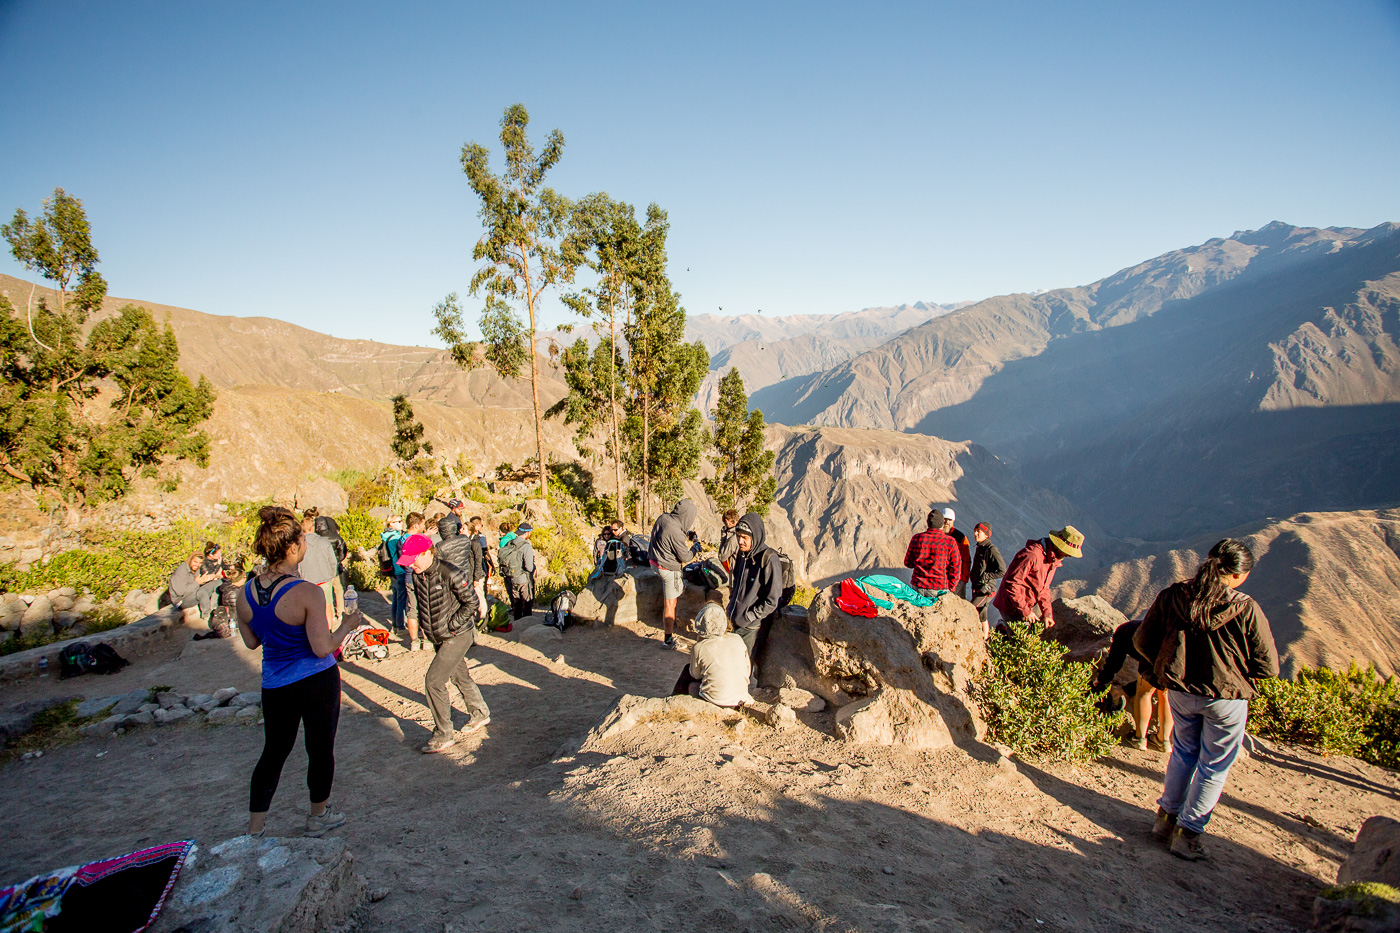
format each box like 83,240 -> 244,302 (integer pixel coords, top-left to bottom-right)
406,555 -> 478,645
436,516 -> 473,577
726,512 -> 783,631
1133,581 -> 1279,699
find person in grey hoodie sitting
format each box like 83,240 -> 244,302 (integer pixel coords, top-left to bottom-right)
671,590 -> 752,708
727,512 -> 784,676
648,498 -> 697,649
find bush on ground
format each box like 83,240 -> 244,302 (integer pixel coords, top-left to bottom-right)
1250,663 -> 1400,769
972,621 -> 1125,764
336,510 -> 382,553
344,561 -> 382,595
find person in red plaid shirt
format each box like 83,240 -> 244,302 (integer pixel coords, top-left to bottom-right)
903,510 -> 963,596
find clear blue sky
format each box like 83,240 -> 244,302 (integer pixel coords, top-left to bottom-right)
2,1 -> 1398,347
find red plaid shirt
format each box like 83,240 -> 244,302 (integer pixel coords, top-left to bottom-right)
903,528 -> 962,591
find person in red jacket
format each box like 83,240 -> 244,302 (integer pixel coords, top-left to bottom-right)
991,526 -> 1084,632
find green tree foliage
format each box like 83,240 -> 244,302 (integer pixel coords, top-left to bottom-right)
621,205 -> 708,526
2,187 -> 108,324
703,367 -> 777,515
390,393 -> 432,462
972,622 -> 1126,763
546,336 -> 625,483
432,104 -> 582,497
1250,663 -> 1400,769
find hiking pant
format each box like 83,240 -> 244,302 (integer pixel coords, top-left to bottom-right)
473,579 -> 487,621
390,574 -> 408,630
672,664 -> 701,697
509,576 -> 534,620
178,580 -> 220,617
425,630 -> 490,740
313,581 -> 344,624
1158,691 -> 1249,835
736,610 -> 778,675
249,664 -> 341,813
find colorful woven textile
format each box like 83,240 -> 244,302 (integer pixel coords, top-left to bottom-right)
2,840 -> 193,933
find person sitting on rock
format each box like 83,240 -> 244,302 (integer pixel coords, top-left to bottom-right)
168,550 -> 221,619
903,509 -> 961,597
727,512 -> 785,676
672,590 -> 752,708
991,526 -> 1084,632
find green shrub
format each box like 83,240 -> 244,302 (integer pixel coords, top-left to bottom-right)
1250,663 -> 1400,769
971,621 -> 1126,764
790,585 -> 817,609
344,561 -> 383,594
337,510 -> 382,553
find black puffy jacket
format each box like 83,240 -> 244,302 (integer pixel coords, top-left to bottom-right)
407,557 -> 478,645
436,517 -> 473,575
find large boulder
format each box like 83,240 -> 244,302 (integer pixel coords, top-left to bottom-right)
151,834 -> 366,933
569,568 -> 708,630
578,694 -> 740,751
1047,594 -> 1130,663
806,584 -> 987,751
294,477 -> 349,515
1337,816 -> 1400,888
521,498 -> 553,526
19,596 -> 54,638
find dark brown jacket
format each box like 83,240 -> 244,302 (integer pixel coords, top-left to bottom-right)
1133,582 -> 1279,699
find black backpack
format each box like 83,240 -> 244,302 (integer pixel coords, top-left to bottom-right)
627,535 -> 650,567
547,590 -> 576,630
316,516 -> 348,564
601,538 -> 625,576
59,641 -> 128,678
766,548 -> 796,608
683,558 -> 729,590
376,536 -> 396,576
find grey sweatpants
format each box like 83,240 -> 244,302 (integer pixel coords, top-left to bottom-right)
425,630 -> 490,740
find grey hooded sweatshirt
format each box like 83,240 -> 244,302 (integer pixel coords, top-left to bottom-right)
648,499 -> 697,572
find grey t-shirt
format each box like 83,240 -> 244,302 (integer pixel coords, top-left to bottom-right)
299,532 -> 339,584
168,562 -> 199,602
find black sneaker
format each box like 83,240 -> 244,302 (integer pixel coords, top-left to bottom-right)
1170,827 -> 1207,861
1152,807 -> 1177,843
663,635 -> 678,650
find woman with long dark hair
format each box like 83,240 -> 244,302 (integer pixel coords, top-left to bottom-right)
236,506 -> 359,837
1134,538 -> 1279,860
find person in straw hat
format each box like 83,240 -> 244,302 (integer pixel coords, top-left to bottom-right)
991,525 -> 1084,633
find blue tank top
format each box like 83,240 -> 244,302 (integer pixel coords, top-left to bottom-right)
244,576 -> 337,689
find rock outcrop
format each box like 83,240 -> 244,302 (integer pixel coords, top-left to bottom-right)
151,834 -> 366,933
796,585 -> 987,750
1338,816 -> 1400,888
569,568 -> 707,630
1046,594 -> 1131,664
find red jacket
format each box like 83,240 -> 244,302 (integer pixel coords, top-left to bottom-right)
992,538 -> 1062,623
903,528 -> 962,591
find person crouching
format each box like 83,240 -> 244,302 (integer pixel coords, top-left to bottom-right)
671,589 -> 752,708
398,534 -> 491,753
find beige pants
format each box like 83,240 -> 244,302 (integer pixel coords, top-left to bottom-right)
315,579 -> 345,623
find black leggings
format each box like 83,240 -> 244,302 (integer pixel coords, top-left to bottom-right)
249,664 -> 341,813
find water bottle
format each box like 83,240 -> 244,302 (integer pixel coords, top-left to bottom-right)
38,656 -> 49,677
344,586 -> 358,619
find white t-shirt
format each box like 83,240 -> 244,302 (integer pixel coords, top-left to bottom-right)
691,633 -> 752,708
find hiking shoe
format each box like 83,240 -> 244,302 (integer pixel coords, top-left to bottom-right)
1170,827 -> 1207,861
421,734 -> 456,754
663,635 -> 678,650
1147,736 -> 1169,753
305,809 -> 346,837
1129,734 -> 1149,750
462,716 -> 491,735
1152,807 -> 1177,843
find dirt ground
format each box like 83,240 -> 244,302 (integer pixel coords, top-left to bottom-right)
3,594 -> 1398,933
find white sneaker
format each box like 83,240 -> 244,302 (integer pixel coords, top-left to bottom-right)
305,809 -> 346,837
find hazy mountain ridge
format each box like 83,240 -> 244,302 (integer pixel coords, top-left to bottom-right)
685,301 -> 969,354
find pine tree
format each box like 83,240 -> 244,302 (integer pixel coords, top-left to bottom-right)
703,367 -> 776,515
390,394 -> 432,462
432,104 -> 581,497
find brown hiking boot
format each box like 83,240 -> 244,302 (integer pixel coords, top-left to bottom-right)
1170,827 -> 1207,861
1152,807 -> 1177,843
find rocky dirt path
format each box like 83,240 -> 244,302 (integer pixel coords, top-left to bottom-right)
2,601 -> 1397,933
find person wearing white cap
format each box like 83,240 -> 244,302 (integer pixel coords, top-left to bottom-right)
940,508 -> 971,600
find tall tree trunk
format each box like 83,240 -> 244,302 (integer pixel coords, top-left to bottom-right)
526,291 -> 547,499
610,308 -> 623,522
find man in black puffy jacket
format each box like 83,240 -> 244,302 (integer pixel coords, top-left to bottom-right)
400,534 -> 491,754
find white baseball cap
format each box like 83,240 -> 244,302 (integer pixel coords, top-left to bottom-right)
941,507 -> 956,521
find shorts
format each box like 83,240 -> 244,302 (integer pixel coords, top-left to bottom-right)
657,565 -> 683,600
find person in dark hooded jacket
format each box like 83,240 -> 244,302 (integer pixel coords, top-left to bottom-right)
726,512 -> 784,675
648,498 -> 697,649
435,514 -> 472,573
1133,538 -> 1278,862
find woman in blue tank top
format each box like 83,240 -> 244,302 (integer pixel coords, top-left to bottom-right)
236,506 -> 360,838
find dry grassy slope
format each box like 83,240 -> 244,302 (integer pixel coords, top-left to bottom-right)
765,426 -> 1105,586
1082,508 -> 1400,676
0,273 -> 568,409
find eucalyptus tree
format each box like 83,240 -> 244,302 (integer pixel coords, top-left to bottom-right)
703,367 -> 776,515
622,205 -> 708,527
432,104 -> 582,497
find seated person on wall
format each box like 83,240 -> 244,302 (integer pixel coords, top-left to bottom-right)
168,550 -> 221,618
672,590 -> 752,708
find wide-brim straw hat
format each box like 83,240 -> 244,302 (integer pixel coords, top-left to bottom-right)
1048,525 -> 1085,558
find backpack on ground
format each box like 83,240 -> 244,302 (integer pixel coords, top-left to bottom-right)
600,538 -> 625,576
341,626 -> 390,662
89,643 -> 128,676
59,642 -> 97,678
683,558 -> 729,590
547,590 -> 576,630
627,534 -> 650,567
